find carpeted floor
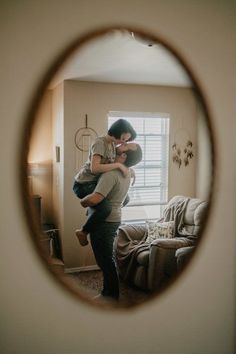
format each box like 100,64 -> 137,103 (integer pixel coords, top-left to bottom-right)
69,270 -> 151,307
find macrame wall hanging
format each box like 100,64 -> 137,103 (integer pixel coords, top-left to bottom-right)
74,114 -> 98,152
172,127 -> 194,169
74,114 -> 98,170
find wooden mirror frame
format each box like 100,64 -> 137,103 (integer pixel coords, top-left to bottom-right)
19,25 -> 216,311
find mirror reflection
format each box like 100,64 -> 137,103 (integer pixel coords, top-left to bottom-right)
26,29 -> 213,308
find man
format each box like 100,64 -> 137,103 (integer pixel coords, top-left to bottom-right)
80,144 -> 142,302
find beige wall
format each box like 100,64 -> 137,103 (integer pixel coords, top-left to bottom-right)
1,1 -> 235,354
196,102 -> 212,200
62,80 -> 198,268
28,90 -> 54,224
51,84 -> 64,234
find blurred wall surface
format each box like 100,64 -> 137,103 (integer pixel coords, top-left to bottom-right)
0,1 -> 235,354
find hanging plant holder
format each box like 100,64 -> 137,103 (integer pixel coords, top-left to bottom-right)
74,114 -> 98,152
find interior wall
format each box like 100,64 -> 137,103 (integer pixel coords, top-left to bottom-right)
63,80 -> 198,269
1,1 -> 235,354
28,90 -> 53,224
196,102 -> 212,200
51,84 -> 64,236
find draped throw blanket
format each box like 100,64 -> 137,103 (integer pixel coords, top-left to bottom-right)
162,196 -> 190,236
116,196 -> 190,282
115,224 -> 148,281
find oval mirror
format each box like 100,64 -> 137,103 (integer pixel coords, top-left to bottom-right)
21,27 -> 215,309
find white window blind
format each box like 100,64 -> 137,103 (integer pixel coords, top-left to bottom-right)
108,112 -> 170,221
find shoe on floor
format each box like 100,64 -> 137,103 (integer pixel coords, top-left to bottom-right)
75,229 -> 88,246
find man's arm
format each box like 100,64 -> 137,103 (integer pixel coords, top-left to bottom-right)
91,154 -> 128,176
80,192 -> 104,208
81,171 -> 118,208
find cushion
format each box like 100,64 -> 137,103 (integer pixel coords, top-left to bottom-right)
145,220 -> 174,243
183,198 -> 208,237
183,198 -> 207,225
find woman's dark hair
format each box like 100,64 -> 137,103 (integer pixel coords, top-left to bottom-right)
108,119 -> 136,141
124,144 -> 143,167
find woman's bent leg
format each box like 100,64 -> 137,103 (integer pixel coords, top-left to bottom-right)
73,180 -> 97,199
73,181 -> 97,246
82,199 -> 112,233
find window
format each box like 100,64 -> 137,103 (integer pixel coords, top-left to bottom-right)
108,112 -> 170,222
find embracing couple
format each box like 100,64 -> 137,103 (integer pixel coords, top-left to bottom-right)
73,119 -> 142,302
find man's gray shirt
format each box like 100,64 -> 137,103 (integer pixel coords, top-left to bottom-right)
94,169 -> 131,222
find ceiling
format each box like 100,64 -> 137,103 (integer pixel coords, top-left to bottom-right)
49,30 -> 192,89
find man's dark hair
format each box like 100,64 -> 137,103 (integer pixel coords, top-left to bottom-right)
124,144 -> 142,167
108,119 -> 136,141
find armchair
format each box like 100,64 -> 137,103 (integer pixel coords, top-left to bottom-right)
115,195 -> 208,291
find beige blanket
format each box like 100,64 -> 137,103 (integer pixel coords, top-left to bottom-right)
162,196 -> 190,236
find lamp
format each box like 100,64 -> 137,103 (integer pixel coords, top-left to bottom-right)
27,162 -> 47,194
28,163 -> 39,195
27,162 -> 42,223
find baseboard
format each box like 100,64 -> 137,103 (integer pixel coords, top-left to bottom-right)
64,264 -> 100,273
